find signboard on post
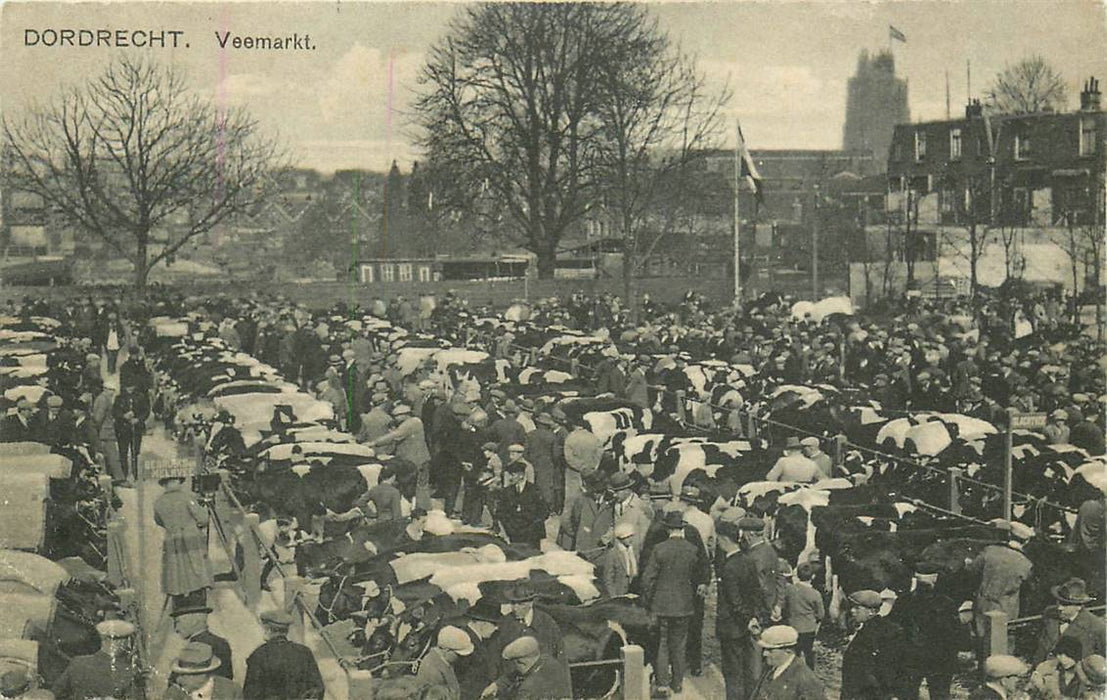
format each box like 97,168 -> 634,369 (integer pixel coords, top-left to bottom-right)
139,458 -> 195,482
1009,412 -> 1047,431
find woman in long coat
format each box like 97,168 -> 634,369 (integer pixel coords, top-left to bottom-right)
154,477 -> 213,606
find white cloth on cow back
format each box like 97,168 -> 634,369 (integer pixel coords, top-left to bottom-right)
0,474 -> 48,550
813,296 -> 854,322
0,454 -> 72,479
0,441 -> 52,456
790,301 -> 816,321
0,550 -> 69,598
430,551 -> 597,602
0,639 -> 39,679
1075,459 -> 1107,494
0,594 -> 54,639
905,421 -> 953,456
3,386 -> 47,404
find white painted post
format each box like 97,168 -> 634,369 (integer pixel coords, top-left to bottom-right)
676,390 -> 687,423
949,467 -> 963,515
621,644 -> 646,700
283,575 -> 306,644
241,514 -> 263,609
1003,409 -> 1015,522
106,519 -> 127,587
984,610 -> 1008,657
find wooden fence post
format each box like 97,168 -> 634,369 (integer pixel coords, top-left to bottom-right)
834,435 -> 847,472
984,610 -> 1008,657
621,644 -> 646,700
570,358 -> 579,378
347,669 -> 374,699
106,519 -> 127,587
241,513 -> 263,609
747,412 -> 758,439
1003,409 -> 1015,522
949,467 -> 963,515
675,390 -> 687,424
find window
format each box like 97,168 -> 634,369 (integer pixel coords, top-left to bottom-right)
418,266 -> 432,282
381,264 -> 395,282
361,264 -> 374,283
1080,117 -> 1098,156
893,141 -> 904,161
398,263 -> 413,282
950,128 -> 962,160
914,130 -> 927,161
1015,132 -> 1031,160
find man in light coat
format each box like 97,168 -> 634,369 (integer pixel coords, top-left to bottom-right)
414,626 -> 473,700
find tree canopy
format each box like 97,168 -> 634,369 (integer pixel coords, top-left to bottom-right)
987,55 -> 1068,114
3,55 -> 283,287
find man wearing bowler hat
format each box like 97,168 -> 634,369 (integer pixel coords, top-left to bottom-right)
488,582 -> 564,673
1034,577 -> 1106,664
52,619 -> 143,700
747,625 -> 826,700
641,509 -> 710,695
171,604 -> 233,682
889,561 -> 957,700
453,599 -> 503,700
165,642 -> 241,700
242,609 -> 323,700
841,589 -> 907,700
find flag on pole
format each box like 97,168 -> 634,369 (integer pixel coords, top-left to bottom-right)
736,122 -> 764,203
889,25 -> 907,43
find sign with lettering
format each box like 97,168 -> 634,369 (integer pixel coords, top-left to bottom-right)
140,458 -> 194,482
1009,412 -> 1047,430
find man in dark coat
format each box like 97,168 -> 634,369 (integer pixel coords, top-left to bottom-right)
118,345 -> 152,393
969,655 -> 1029,700
487,582 -> 565,677
171,606 -> 233,682
525,413 -> 562,511
1,398 -> 36,442
889,563 -> 957,700
641,509 -> 709,695
495,462 -> 547,548
1033,577 -> 1107,664
112,384 -> 150,481
717,518 -> 780,700
451,599 -> 502,700
748,625 -> 826,700
243,609 -> 324,700
840,589 -> 907,700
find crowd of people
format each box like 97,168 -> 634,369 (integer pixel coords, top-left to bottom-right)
2,283 -> 1105,700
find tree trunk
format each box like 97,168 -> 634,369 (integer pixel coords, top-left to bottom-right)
134,239 -> 149,290
969,222 -> 979,302
623,250 -> 638,324
535,248 -> 557,279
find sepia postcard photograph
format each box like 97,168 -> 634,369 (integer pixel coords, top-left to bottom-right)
0,1 -> 1105,698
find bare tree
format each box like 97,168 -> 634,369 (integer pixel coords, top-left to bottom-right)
416,3 -> 625,278
3,56 -> 282,288
986,55 -> 1067,115
590,6 -> 730,319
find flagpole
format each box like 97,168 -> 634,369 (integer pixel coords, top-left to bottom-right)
734,118 -> 741,304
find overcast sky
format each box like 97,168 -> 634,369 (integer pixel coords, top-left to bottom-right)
3,1 -> 1105,173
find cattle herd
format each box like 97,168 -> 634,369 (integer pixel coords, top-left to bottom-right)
1,286 -> 1105,698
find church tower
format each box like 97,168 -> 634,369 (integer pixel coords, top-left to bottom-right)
842,50 -> 909,169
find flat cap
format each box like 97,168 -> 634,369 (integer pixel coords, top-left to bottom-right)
46,395 -> 64,408
757,625 -> 799,649
481,441 -> 498,452
418,379 -> 436,390
800,436 -> 820,448
507,443 -> 526,453
392,404 -> 412,417
847,590 -> 883,610
502,636 -> 540,660
614,522 -> 636,540
260,609 -> 294,627
437,626 -> 474,656
1081,654 -> 1106,684
983,654 -> 1029,679
96,619 -> 136,638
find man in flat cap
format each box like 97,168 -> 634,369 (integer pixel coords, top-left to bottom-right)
52,620 -> 143,700
747,625 -> 826,700
841,590 -> 907,700
969,520 -> 1034,666
481,636 -> 571,700
1,398 -> 37,443
165,642 -> 240,700
766,437 -> 819,483
414,626 -> 473,700
889,562 -> 958,700
242,609 -> 323,700
800,437 -> 834,481
641,509 -> 710,695
970,655 -> 1028,700
1034,577 -> 1106,664
357,391 -> 393,447
368,404 -> 431,508
495,460 -> 547,548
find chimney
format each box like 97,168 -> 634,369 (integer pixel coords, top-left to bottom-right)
1080,77 -> 1101,112
965,98 -> 984,118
